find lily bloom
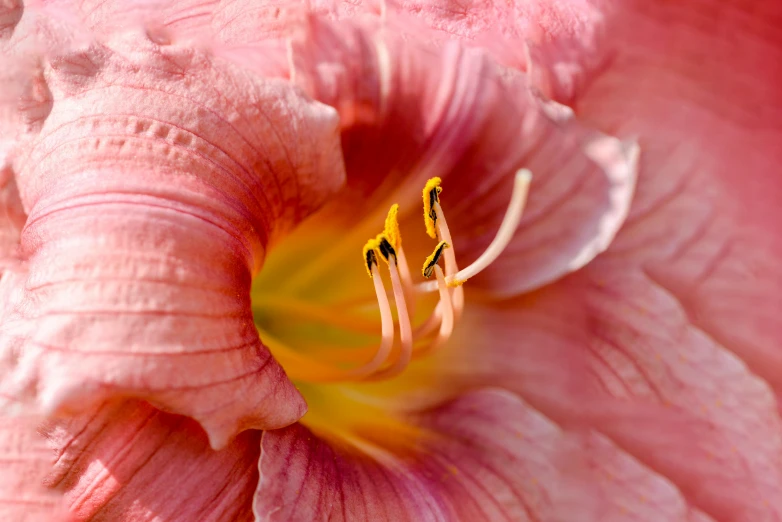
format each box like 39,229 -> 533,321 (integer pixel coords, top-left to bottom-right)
1,0 -> 781,521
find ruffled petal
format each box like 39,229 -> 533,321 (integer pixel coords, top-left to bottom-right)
439,265 -> 782,520
376,0 -> 606,105
0,4 -> 27,268
32,0 -> 309,77
43,400 -> 259,521
289,17 -> 637,296
0,11 -> 346,447
256,388 -> 592,521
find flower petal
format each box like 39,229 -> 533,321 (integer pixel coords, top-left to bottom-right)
0,412 -> 64,521
582,431 -> 716,522
0,0 -> 23,41
440,266 -> 782,520
256,388 -> 595,522
0,159 -> 25,267
573,0 -> 782,409
36,0 -> 309,77
1,16 -> 346,447
42,400 -> 259,521
426,2 -> 782,517
289,17 -> 637,296
362,0 -> 606,105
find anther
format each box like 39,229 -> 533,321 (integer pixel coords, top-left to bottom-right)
377,235 -> 396,262
384,204 -> 415,315
422,241 -> 449,278
423,177 -> 443,239
384,204 -> 402,250
363,236 -> 381,278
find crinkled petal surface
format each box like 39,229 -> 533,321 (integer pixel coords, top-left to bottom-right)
0,5 -> 346,448
0,162 -> 24,268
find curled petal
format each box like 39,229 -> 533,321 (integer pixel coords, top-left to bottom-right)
289,17 -> 637,296
1,25 -> 345,447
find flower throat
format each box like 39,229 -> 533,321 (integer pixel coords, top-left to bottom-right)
252,171 -> 531,383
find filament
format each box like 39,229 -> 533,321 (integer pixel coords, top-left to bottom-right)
395,246 -> 415,317
414,265 -> 454,358
366,256 -> 413,380
432,201 -> 465,319
343,262 -> 396,378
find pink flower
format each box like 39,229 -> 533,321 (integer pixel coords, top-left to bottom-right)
1,0 -> 780,521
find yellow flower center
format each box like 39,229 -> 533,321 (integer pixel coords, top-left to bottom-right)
250,171 -> 531,435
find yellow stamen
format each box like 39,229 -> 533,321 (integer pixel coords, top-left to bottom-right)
383,203 -> 402,250
375,234 -> 397,264
422,177 -> 443,239
416,169 -> 532,291
362,236 -> 382,277
271,171 -> 530,384
380,203 -> 414,313
422,241 -> 449,278
426,182 -> 464,320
